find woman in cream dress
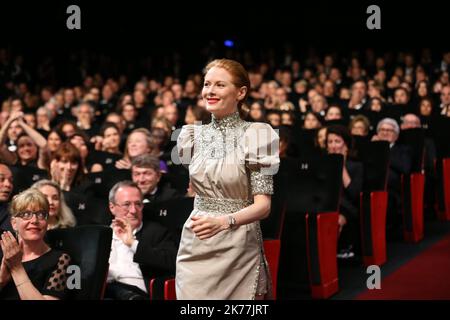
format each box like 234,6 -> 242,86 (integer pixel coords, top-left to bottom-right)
176,59 -> 279,300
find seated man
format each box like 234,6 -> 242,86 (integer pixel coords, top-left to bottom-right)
131,154 -> 181,206
105,181 -> 178,300
0,163 -> 14,232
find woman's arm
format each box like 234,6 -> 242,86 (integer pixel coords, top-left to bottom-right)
10,265 -> 58,300
18,118 -> 47,149
190,194 -> 271,240
1,232 -> 59,300
0,111 -> 23,146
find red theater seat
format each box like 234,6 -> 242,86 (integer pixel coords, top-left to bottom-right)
402,173 -> 425,242
360,191 -> 387,266
306,212 -> 339,299
438,158 -> 450,221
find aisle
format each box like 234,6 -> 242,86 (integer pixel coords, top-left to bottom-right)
355,234 -> 450,300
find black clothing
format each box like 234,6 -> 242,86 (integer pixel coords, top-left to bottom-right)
0,249 -> 71,300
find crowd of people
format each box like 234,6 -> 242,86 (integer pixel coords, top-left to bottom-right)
1,46 -> 450,299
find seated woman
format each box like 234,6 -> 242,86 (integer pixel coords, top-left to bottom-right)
326,125 -> 363,259
115,128 -> 167,172
0,112 -> 47,168
32,180 -> 76,230
14,134 -> 40,168
49,142 -> 86,193
94,122 -> 122,156
38,128 -> 65,171
349,114 -> 371,137
303,111 -> 322,130
89,123 -> 123,172
0,188 -> 71,300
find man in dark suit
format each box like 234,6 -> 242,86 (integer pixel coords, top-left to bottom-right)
0,163 -> 14,232
131,154 -> 181,207
105,181 -> 177,300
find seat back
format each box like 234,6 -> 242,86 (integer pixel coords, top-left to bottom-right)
399,128 -> 425,173
276,155 -> 343,299
356,141 -> 390,192
10,166 -> 49,195
261,172 -> 286,240
165,164 -> 190,195
46,225 -> 112,300
86,168 -> 131,198
143,197 -> 194,245
282,154 -> 343,214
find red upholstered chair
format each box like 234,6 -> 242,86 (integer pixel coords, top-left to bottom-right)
149,276 -> 176,300
306,211 -> 339,299
438,158 -> 450,221
402,173 -> 425,242
164,278 -> 176,300
357,141 -> 390,267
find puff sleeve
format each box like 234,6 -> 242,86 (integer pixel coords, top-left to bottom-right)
176,124 -> 195,167
244,122 -> 280,195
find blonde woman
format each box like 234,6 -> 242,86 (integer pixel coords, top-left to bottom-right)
31,180 -> 76,230
0,188 -> 71,299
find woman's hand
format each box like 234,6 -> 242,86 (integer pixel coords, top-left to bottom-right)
90,136 -> 103,151
50,159 -> 61,183
190,215 -> 228,240
50,159 -> 74,191
0,231 -> 23,271
299,98 -> 308,113
8,111 -> 24,123
115,158 -> 131,170
101,136 -> 114,151
338,214 -> 347,234
112,217 -> 134,247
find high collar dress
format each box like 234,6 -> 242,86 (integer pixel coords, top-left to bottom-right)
175,111 -> 280,299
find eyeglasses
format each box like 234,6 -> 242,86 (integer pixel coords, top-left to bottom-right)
15,211 -> 49,221
379,128 -> 395,133
114,201 -> 144,211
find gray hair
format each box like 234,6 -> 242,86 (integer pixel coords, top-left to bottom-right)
131,154 -> 160,172
377,117 -> 400,136
76,102 -> 95,118
108,180 -> 142,204
37,106 -> 52,119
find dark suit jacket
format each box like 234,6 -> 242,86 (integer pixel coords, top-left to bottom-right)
133,221 -> 178,292
143,184 -> 182,207
0,202 -> 13,232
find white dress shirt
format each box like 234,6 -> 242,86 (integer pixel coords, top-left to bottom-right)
107,222 -> 147,293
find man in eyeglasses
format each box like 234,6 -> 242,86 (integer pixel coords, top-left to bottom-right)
0,163 -> 14,233
105,180 -> 177,300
